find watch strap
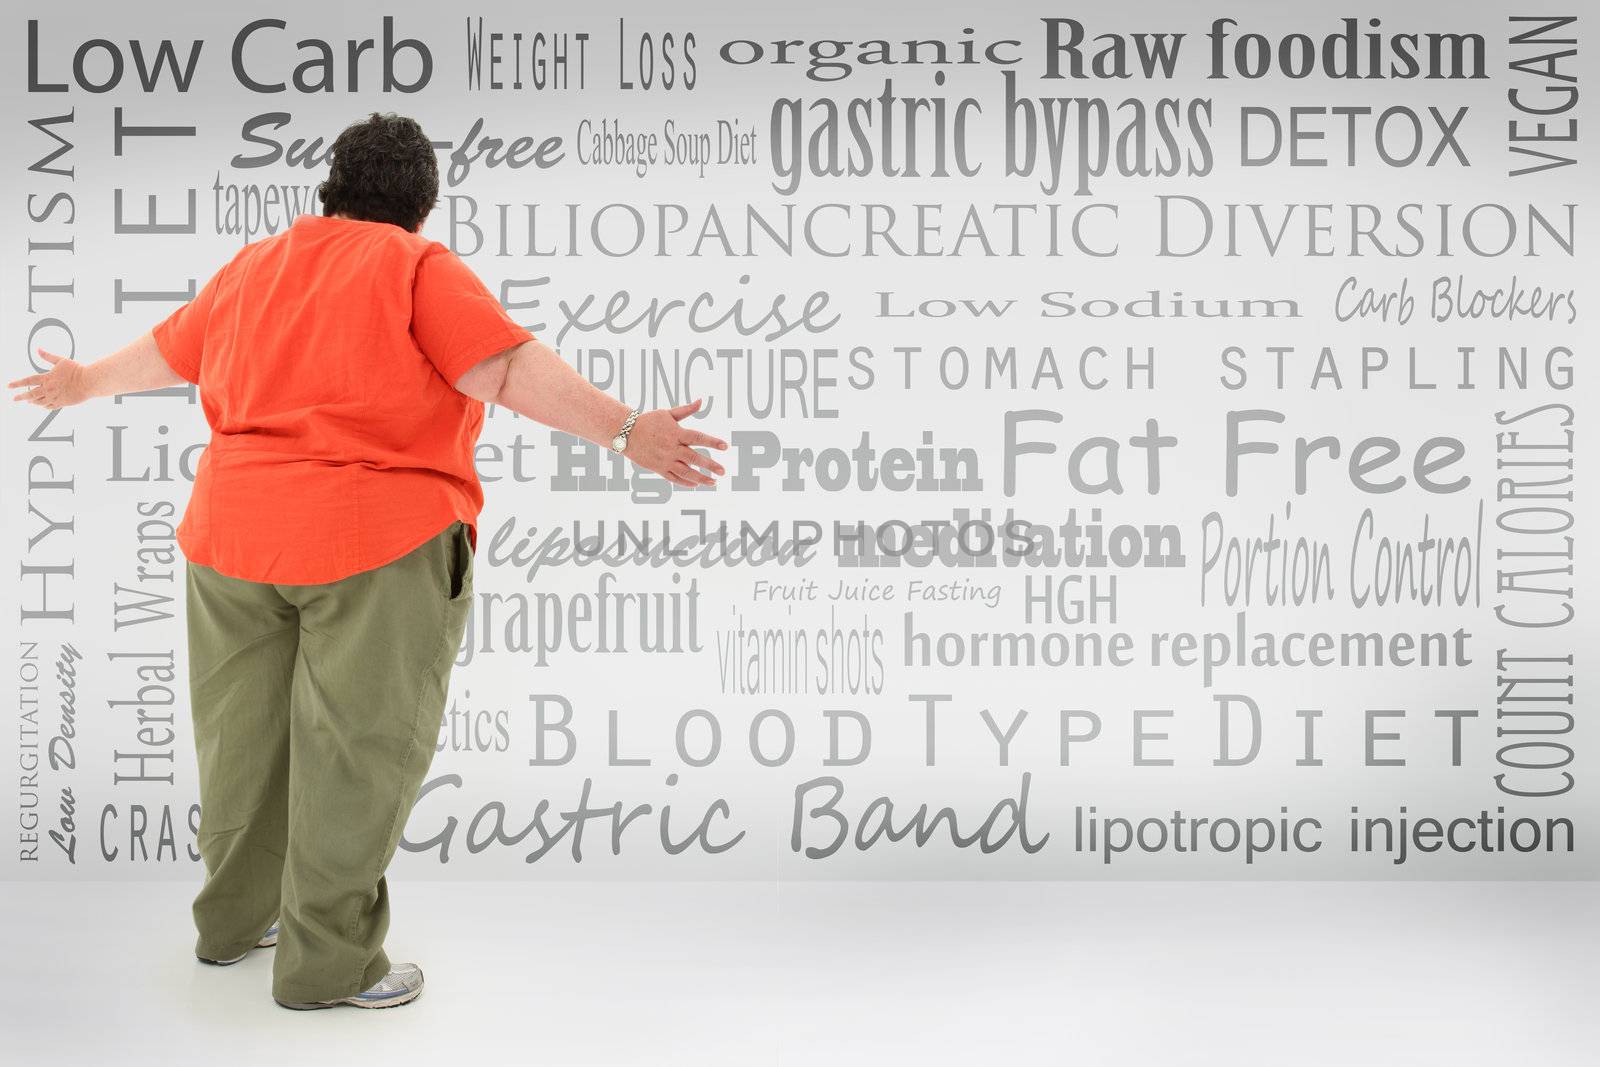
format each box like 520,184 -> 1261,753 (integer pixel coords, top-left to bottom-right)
613,408 -> 641,451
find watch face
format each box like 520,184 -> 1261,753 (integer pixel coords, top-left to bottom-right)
611,434 -> 626,451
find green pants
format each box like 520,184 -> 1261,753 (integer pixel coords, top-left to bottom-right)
185,519 -> 473,1002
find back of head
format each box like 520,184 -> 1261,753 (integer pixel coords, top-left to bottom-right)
316,112 -> 438,233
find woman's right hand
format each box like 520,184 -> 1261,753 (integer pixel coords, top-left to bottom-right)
624,398 -> 728,488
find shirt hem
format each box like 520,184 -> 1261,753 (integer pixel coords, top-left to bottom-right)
180,504 -> 476,586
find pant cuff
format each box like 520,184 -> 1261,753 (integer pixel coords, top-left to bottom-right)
195,936 -> 259,960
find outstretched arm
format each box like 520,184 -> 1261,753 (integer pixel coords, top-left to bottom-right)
456,336 -> 729,489
8,332 -> 186,408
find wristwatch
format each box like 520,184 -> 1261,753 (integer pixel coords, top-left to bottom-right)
609,408 -> 641,454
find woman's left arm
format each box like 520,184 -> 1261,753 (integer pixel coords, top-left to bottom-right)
7,331 -> 186,409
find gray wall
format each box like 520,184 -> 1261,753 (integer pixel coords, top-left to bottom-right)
3,0 -> 1595,879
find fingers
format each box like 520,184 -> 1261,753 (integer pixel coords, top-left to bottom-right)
5,375 -> 41,389
667,398 -> 704,421
662,466 -> 699,488
671,459 -> 715,487
682,446 -> 725,478
681,428 -> 728,450
651,455 -> 715,488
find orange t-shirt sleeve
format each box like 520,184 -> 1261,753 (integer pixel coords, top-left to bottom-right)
410,244 -> 534,388
151,266 -> 224,384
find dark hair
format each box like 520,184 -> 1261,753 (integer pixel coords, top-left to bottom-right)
316,112 -> 438,231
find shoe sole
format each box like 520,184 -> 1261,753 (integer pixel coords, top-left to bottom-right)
274,984 -> 423,1011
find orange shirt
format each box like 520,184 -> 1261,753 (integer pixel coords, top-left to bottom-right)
152,213 -> 533,585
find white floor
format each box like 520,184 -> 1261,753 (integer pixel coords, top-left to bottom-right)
3,880 -> 1596,1066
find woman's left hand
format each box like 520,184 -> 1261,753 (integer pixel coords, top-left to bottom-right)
8,348 -> 92,409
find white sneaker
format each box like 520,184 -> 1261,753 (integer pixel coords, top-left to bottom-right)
196,918 -> 280,966
274,963 -> 425,1010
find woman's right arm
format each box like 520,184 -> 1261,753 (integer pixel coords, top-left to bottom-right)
455,337 -> 728,488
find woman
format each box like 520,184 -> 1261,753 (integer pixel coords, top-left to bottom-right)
7,111 -> 727,1011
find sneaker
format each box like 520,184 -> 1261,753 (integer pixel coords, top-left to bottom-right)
274,963 -> 424,1011
196,918 -> 280,966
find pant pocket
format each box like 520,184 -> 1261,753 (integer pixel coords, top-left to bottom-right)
447,521 -> 472,602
